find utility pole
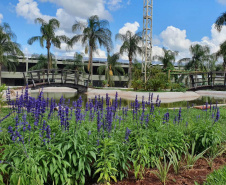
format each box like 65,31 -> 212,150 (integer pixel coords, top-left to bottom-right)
142,0 -> 153,83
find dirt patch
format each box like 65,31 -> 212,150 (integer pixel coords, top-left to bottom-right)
109,154 -> 226,185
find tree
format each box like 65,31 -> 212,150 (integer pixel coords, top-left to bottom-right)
29,54 -> 48,71
28,18 -> 68,72
116,31 -> 142,87
97,53 -> 125,87
0,22 -> 24,85
29,54 -> 49,82
206,53 -> 217,72
179,44 -> 210,71
64,52 -> 84,72
215,12 -> 226,32
69,15 -> 113,85
216,41 -> 226,71
153,47 -> 178,70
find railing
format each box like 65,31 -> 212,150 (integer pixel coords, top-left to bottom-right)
170,71 -> 226,89
23,69 -> 89,87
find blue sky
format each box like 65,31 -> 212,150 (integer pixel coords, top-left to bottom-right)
0,0 -> 226,62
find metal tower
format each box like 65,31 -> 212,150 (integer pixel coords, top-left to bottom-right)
142,0 -> 153,83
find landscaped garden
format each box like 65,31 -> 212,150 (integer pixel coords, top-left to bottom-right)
0,86 -> 226,184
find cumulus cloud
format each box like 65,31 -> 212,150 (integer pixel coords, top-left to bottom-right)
0,13 -> 3,23
16,0 -> 51,23
217,0 -> 226,5
160,26 -> 191,53
157,24 -> 226,61
38,0 -> 112,20
119,21 -> 140,34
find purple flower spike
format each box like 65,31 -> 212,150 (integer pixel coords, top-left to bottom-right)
125,127 -> 131,141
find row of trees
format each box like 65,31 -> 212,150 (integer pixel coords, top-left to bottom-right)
0,12 -> 226,87
27,15 -> 142,87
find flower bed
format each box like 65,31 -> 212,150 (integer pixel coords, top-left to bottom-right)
0,86 -> 225,184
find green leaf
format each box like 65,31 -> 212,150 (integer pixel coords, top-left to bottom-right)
97,173 -> 103,182
72,154 -> 77,166
50,163 -> 54,175
78,158 -> 84,173
63,168 -> 67,180
110,175 -> 117,182
89,151 -> 96,160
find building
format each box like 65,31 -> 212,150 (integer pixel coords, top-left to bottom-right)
1,57 -> 129,87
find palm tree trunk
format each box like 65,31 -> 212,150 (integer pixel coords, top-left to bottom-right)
224,58 -> 226,72
128,58 -> 132,88
89,46 -> 93,86
0,64 -> 2,86
46,41 -> 51,73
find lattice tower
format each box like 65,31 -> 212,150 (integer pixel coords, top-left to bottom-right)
142,0 -> 153,83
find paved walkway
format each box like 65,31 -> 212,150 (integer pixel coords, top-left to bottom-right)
86,88 -> 201,103
5,87 -> 226,104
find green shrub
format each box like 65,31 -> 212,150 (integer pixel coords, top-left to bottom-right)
204,166 -> 226,185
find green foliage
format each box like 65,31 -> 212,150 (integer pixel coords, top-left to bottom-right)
131,136 -> 150,179
184,142 -> 209,169
180,44 -> 210,71
152,156 -> 172,185
115,31 -> 142,87
97,53 -> 125,87
0,84 -> 6,108
0,94 -> 225,184
70,15 -> 112,84
94,138 -> 117,184
171,83 -> 187,92
146,68 -> 169,91
167,151 -> 182,175
204,165 -> 226,185
131,79 -> 143,91
64,52 -> 84,72
205,145 -> 226,169
0,23 -> 24,84
153,47 -> 178,70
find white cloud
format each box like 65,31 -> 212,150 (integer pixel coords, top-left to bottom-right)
93,49 -> 107,58
107,0 -> 122,10
0,13 -> 3,23
157,24 -> 226,61
38,0 -> 112,20
160,26 -> 191,53
16,0 -> 51,23
119,21 -> 140,35
217,0 -> 226,5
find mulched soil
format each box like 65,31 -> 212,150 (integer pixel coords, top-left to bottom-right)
108,154 -> 226,185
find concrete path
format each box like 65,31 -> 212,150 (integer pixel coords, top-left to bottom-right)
195,90 -> 226,98
5,87 -> 226,104
86,88 -> 201,103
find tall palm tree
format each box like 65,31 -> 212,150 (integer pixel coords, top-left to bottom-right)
115,31 -> 142,87
69,15 -> 113,85
153,47 -> 178,70
28,18 -> 68,72
97,53 -> 125,87
0,22 -> 24,85
215,12 -> 226,32
179,44 -> 210,71
216,41 -> 226,71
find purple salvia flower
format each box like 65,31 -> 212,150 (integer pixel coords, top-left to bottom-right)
125,127 -> 131,141
46,125 -> 51,143
214,108 -> 220,123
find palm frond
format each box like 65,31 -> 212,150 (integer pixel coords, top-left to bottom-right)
35,18 -> 47,25
215,12 -> 226,32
